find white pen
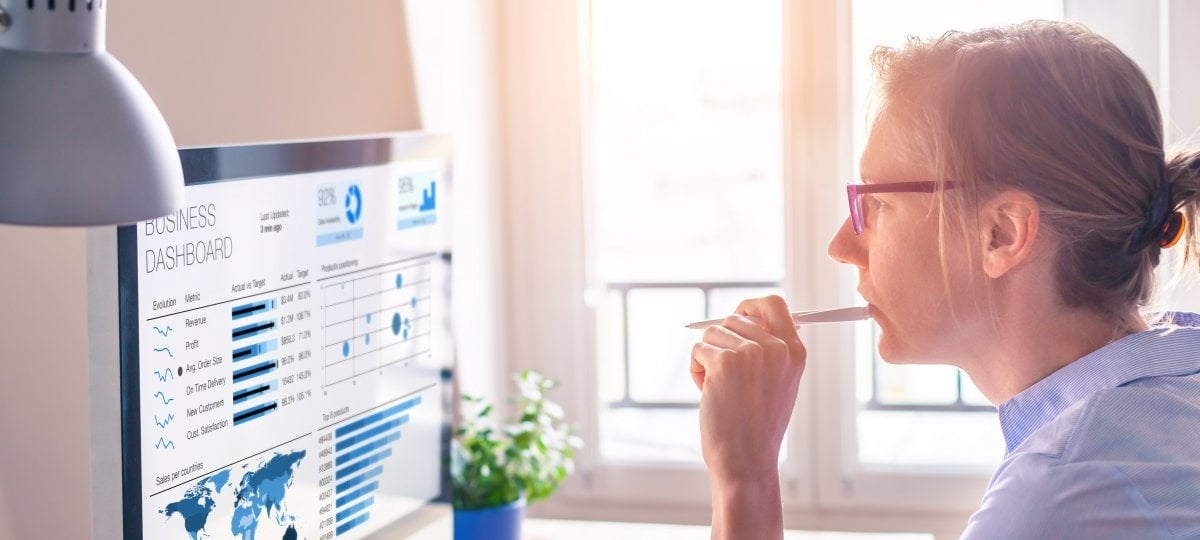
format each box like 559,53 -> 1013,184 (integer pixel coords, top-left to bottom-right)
684,306 -> 870,329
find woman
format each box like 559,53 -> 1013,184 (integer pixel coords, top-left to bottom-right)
691,20 -> 1200,539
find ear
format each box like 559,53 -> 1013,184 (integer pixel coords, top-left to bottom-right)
979,190 -> 1040,279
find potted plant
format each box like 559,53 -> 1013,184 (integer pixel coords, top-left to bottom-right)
451,370 -> 583,540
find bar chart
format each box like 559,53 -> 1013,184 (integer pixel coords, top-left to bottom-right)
231,298 -> 280,426
324,394 -> 423,536
224,285 -> 318,430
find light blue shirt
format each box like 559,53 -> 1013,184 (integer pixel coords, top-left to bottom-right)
962,314 -> 1200,539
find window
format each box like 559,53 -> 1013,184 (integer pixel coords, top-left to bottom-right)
498,0 -> 1200,534
585,0 -> 784,464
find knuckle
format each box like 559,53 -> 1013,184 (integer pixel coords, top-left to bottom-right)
789,339 -> 808,360
702,325 -> 724,342
764,337 -> 788,357
735,341 -> 763,357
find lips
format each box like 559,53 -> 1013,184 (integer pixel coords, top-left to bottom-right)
857,288 -> 878,320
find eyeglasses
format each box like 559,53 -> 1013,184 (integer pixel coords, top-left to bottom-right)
846,181 -> 958,235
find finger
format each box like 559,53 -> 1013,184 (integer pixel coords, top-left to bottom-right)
701,323 -> 750,350
719,314 -> 778,345
736,295 -> 799,341
690,341 -> 727,391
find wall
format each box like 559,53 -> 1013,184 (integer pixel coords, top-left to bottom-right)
108,0 -> 419,149
0,2 -> 419,538
0,228 -> 91,540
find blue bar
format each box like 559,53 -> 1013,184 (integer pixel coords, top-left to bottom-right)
232,319 -> 276,341
232,359 -> 277,384
335,396 -> 422,438
335,416 -> 408,452
335,466 -> 383,494
231,299 -> 275,320
232,401 -> 277,426
419,181 -> 436,211
335,480 -> 379,508
335,448 -> 392,481
335,511 -> 370,536
336,432 -> 400,466
397,215 -> 437,231
336,496 -> 375,522
232,380 -> 277,404
232,339 -> 278,363
316,228 -> 364,247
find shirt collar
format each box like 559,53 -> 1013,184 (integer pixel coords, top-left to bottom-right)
997,312 -> 1200,453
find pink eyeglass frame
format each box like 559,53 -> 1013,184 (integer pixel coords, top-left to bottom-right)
846,181 -> 958,234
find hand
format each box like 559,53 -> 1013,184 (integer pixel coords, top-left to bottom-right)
690,295 -> 807,483
690,295 -> 805,540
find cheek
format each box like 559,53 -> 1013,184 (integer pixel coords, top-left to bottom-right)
884,246 -> 989,364
867,230 -> 959,361
870,226 -> 946,307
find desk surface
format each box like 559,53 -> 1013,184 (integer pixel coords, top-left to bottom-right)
404,512 -> 933,540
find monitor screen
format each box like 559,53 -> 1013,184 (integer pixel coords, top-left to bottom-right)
117,134 -> 451,539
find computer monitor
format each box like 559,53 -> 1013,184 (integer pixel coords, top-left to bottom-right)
98,133 -> 452,539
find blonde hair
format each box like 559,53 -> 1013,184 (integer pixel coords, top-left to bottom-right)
870,20 -> 1200,324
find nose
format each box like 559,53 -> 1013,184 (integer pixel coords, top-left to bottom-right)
828,216 -> 866,268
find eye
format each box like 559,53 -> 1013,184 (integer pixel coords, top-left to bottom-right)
862,194 -> 885,226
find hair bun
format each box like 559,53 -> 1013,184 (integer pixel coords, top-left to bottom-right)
1166,149 -> 1200,185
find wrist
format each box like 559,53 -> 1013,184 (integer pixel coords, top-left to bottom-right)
710,474 -> 782,540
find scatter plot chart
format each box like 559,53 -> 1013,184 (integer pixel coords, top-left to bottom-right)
322,256 -> 434,386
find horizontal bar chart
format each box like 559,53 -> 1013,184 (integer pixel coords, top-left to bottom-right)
232,401 -> 277,426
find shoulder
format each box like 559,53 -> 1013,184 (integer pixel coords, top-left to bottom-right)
962,452 -> 1172,539
1063,379 -> 1200,462
1014,370 -> 1200,461
964,381 -> 1200,539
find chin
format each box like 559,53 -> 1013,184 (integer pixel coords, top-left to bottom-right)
875,334 -> 925,365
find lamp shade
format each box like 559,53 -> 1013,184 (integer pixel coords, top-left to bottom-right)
0,2 -> 183,226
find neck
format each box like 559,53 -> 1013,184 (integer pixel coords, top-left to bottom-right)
957,285 -> 1144,406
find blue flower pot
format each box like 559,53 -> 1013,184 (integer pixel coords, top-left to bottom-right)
453,498 -> 526,540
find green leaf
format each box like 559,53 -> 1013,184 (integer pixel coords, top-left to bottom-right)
451,369 -> 583,510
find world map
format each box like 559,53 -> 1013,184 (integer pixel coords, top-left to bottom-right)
161,450 -> 306,540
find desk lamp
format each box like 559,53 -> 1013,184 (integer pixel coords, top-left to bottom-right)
0,0 -> 183,226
